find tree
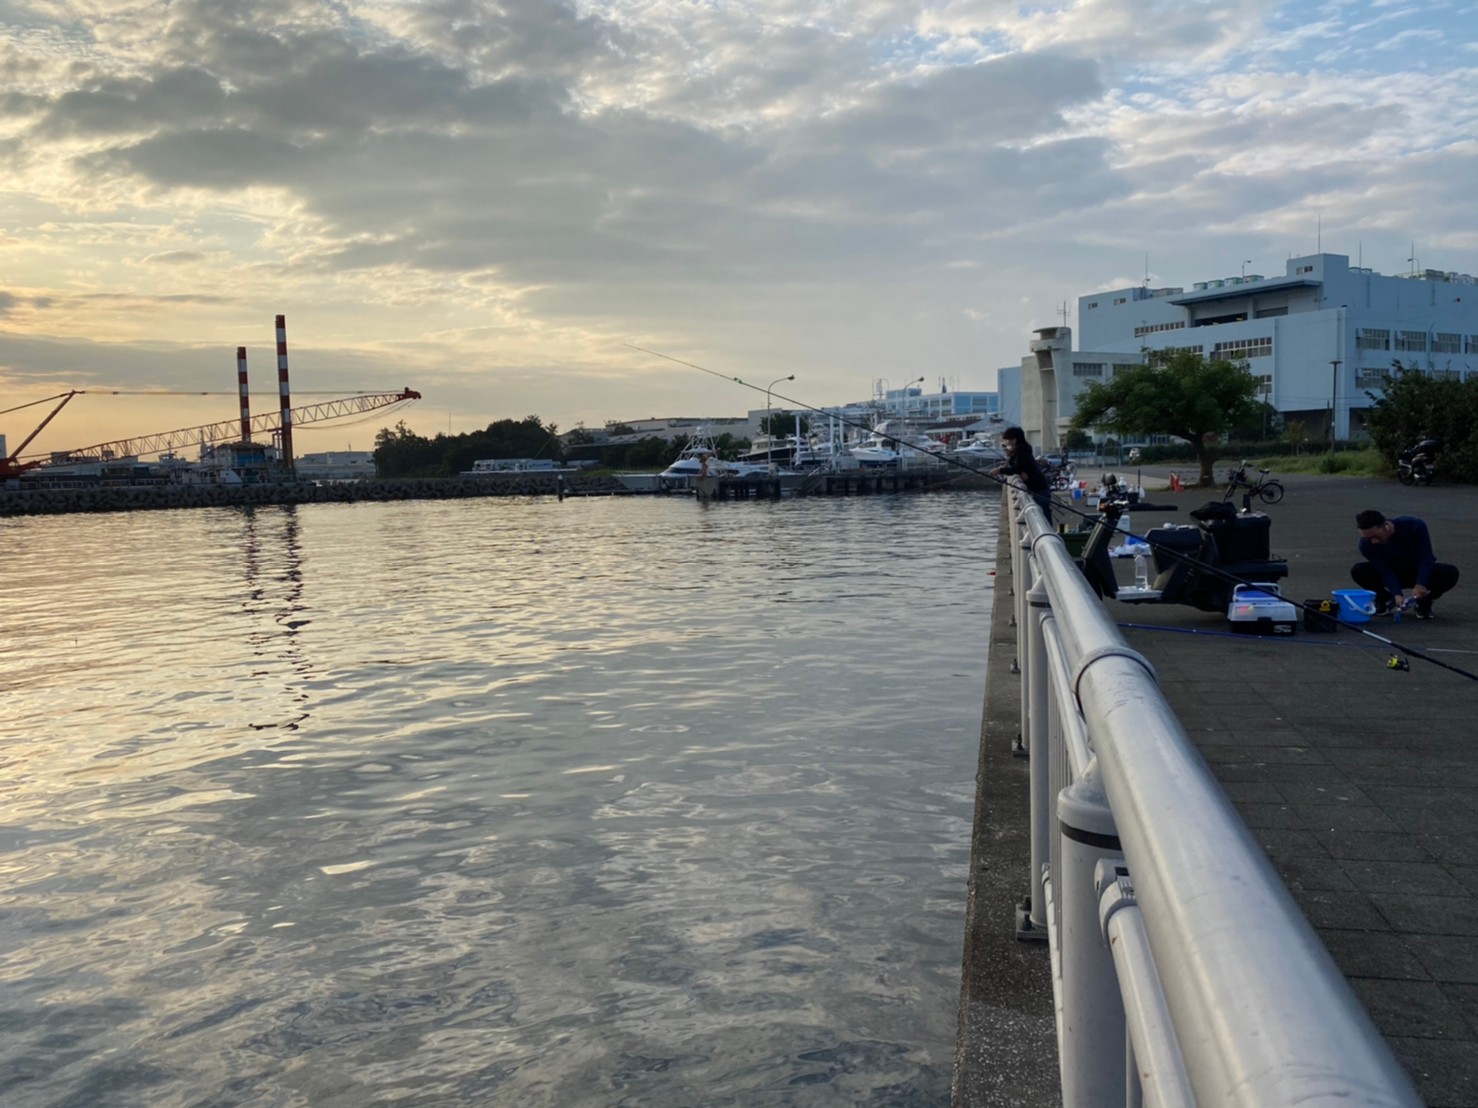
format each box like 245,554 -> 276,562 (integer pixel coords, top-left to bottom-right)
1069,350 -> 1262,484
1062,428 -> 1093,453
1363,361 -> 1478,482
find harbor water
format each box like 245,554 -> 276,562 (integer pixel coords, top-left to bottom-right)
0,491 -> 997,1106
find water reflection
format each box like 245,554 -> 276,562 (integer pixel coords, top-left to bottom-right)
0,492 -> 996,1106
236,506 -> 312,732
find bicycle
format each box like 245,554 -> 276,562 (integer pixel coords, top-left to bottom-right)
1221,460 -> 1284,505
1047,458 -> 1077,491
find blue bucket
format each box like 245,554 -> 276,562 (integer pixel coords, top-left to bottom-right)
1332,588 -> 1376,623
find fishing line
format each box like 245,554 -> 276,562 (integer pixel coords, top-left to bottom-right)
627,344 -> 1478,683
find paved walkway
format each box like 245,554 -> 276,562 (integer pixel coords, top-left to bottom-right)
956,470 -> 1478,1107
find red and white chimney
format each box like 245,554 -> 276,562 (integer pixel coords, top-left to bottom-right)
275,314 -> 295,471
237,346 -> 251,442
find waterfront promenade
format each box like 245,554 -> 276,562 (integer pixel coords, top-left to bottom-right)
957,470 -> 1478,1106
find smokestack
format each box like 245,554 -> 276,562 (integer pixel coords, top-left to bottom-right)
275,314 -> 295,473
237,346 -> 251,443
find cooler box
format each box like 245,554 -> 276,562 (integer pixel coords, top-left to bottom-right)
1227,583 -> 1297,635
1204,512 -> 1273,563
1144,524 -> 1202,575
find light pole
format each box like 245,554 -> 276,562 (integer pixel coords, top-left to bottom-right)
1241,260 -> 1252,279
901,376 -> 924,420
1329,360 -> 1341,453
766,375 -> 794,466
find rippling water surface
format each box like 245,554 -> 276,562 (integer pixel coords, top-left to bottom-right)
0,491 -> 996,1106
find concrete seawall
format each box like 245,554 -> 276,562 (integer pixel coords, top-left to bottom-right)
0,473 -> 626,516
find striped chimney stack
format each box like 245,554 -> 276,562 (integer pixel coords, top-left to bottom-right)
237,347 -> 251,442
275,314 -> 295,471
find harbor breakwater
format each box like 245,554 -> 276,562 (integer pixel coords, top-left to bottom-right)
0,473 -> 625,516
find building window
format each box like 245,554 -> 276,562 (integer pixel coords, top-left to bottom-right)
1113,297 -> 1127,305
1253,374 -> 1272,394
1211,336 -> 1273,359
1395,330 -> 1427,352
1296,265 -> 1314,274
1466,336 -> 1478,355
1133,321 -> 1187,337
1162,345 -> 1204,356
1112,364 -> 1136,377
1356,370 -> 1386,390
1072,362 -> 1105,377
1433,332 -> 1461,354
1356,328 -> 1390,351
1086,301 -> 1098,309
1254,306 -> 1289,318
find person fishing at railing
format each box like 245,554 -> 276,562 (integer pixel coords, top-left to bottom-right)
990,426 -> 1052,522
1352,509 -> 1460,620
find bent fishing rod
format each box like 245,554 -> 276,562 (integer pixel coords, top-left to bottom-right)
626,344 -> 1477,682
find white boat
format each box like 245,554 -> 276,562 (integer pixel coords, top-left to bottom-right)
737,432 -> 819,468
950,434 -> 1007,464
659,428 -> 772,486
847,422 -> 946,467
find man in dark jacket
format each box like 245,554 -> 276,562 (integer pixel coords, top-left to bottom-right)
990,426 -> 1052,521
1352,509 -> 1460,619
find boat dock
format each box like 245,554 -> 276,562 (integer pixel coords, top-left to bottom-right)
693,467 -> 975,500
956,472 -> 1478,1106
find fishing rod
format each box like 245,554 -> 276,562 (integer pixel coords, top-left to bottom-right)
627,344 -> 1478,682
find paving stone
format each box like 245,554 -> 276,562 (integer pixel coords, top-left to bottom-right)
1352,978 -> 1472,1040
1341,860 -> 1470,898
1311,830 -> 1432,863
1384,1036 -> 1478,1107
1371,894 -> 1478,936
1319,929 -> 1430,981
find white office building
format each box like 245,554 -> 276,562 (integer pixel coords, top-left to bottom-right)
1017,253 -> 1478,448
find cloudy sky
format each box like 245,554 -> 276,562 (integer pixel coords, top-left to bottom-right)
2,0 -> 1475,456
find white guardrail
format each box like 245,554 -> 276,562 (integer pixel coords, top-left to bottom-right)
1003,485 -> 1420,1108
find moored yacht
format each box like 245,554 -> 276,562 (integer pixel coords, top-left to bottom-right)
659,428 -> 772,486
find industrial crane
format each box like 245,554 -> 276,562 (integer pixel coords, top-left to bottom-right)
14,389 -> 422,468
1,392 -> 79,479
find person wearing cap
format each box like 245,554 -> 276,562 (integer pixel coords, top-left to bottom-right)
1352,509 -> 1459,619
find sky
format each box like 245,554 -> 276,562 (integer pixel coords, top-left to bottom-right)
2,0 -> 1476,458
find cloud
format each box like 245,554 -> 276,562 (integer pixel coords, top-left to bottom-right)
0,0 -> 1474,452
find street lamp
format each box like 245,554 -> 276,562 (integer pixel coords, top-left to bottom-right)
766,375 -> 795,466
902,375 -> 924,421
1329,360 -> 1341,453
1241,260 -> 1252,279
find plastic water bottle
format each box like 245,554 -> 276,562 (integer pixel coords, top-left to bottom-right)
1134,554 -> 1148,589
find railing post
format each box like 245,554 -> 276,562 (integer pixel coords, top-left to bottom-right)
1022,573 -> 1053,938
1056,758 -> 1126,1106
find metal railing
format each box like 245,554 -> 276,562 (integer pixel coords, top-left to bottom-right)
1003,484 -> 1420,1107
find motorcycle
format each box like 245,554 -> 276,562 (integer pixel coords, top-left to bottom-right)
1397,437 -> 1439,486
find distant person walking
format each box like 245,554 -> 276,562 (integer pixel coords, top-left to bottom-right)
1352,509 -> 1459,619
991,427 -> 1052,522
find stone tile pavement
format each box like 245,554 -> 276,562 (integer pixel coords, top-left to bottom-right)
956,471 -> 1478,1107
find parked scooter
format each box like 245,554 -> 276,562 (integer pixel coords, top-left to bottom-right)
1078,495 -> 1289,613
1397,436 -> 1439,486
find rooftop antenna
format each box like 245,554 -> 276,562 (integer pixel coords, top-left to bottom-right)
1143,253 -> 1150,288
1058,301 -> 1069,327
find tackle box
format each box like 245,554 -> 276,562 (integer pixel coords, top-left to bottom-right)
1227,583 -> 1297,635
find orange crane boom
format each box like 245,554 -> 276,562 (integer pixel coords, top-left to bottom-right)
24,389 -> 421,465
1,392 -> 79,478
